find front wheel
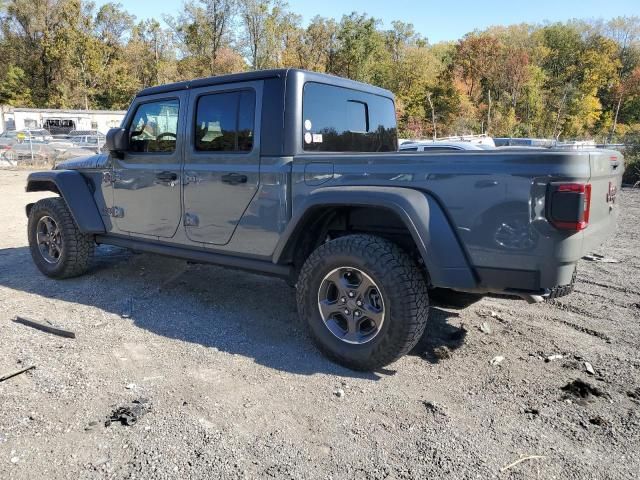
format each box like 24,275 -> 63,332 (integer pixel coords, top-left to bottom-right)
296,234 -> 429,371
28,197 -> 95,279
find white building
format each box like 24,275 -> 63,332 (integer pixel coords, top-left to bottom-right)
1,107 -> 126,135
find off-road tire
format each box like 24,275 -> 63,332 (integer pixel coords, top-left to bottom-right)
546,267 -> 577,300
28,197 -> 95,279
296,234 -> 429,371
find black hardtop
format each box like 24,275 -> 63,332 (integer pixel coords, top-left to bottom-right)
136,68 -> 394,99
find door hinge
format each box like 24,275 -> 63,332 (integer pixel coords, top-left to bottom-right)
104,206 -> 124,218
184,213 -> 199,227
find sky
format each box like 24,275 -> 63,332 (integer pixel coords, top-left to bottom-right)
98,0 -> 640,43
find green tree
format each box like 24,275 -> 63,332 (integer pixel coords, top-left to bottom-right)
0,65 -> 33,105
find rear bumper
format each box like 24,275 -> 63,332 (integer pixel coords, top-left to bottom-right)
475,263 -> 577,292
456,263 -> 577,303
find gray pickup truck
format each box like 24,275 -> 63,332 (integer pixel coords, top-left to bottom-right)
25,69 -> 623,370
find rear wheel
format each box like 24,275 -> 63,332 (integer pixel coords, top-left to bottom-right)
296,234 -> 429,371
28,197 -> 95,279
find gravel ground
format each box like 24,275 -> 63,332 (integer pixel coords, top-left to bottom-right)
0,169 -> 639,479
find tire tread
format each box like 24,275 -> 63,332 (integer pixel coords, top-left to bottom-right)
297,234 -> 429,370
28,197 -> 94,279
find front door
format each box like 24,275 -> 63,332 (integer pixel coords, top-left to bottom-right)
182,82 -> 262,245
112,93 -> 186,238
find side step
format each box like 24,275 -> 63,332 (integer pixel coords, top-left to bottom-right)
95,235 -> 293,279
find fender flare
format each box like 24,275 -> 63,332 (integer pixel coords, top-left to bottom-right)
25,170 -> 106,234
272,186 -> 477,289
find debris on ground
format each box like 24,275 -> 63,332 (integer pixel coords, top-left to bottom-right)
589,416 -> 608,426
333,389 -> 345,398
433,346 -> 451,360
545,354 -> 563,362
523,407 -> 540,415
500,455 -> 546,473
105,399 -> 149,427
489,355 -> 505,366
0,365 -> 36,383
584,362 -> 596,375
422,400 -> 446,417
582,253 -> 619,263
12,316 -> 76,339
561,379 -> 606,400
483,310 -> 510,322
479,322 -> 492,334
476,309 -> 510,322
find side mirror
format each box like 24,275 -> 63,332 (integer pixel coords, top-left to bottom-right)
105,127 -> 128,154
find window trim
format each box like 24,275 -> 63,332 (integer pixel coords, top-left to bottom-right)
125,96 -> 181,156
190,87 -> 257,156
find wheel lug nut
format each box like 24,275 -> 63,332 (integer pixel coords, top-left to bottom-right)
344,309 -> 350,315
355,311 -> 360,317
356,300 -> 362,306
348,292 -> 355,298
340,297 -> 346,303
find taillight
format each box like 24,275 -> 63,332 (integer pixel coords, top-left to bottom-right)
548,183 -> 591,231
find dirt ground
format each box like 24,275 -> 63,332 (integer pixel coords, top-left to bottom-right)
0,169 -> 639,480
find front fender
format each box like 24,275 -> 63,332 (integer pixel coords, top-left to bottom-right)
26,170 -> 106,234
273,186 -> 477,289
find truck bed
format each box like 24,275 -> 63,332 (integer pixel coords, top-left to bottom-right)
293,148 -> 623,293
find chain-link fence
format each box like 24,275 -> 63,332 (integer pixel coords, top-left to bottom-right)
0,141 -> 98,169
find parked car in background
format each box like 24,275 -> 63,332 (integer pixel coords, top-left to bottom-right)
399,141 -> 487,152
70,133 -> 106,152
67,129 -> 103,137
0,129 -> 54,143
0,130 -> 19,146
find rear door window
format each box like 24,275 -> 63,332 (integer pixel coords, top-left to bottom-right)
194,90 -> 255,152
302,82 -> 397,152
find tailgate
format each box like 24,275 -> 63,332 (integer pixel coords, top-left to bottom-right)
583,149 -> 624,252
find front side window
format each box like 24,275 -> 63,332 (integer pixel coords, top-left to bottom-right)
129,99 -> 179,153
302,82 -> 397,152
195,90 -> 255,152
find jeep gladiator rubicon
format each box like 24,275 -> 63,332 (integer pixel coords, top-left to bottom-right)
25,69 -> 623,370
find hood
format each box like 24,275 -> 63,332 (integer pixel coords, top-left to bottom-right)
55,153 -> 110,170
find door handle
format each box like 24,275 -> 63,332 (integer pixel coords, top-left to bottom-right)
221,173 -> 248,185
156,171 -> 178,182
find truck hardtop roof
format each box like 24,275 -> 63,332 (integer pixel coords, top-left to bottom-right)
136,68 -> 394,99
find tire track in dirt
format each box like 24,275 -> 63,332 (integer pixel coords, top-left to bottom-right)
544,300 -> 612,341
577,278 -> 640,296
573,289 -> 640,311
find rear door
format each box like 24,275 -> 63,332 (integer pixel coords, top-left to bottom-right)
112,93 -> 186,238
182,81 -> 262,245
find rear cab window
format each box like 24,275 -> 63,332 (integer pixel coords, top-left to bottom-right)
302,82 -> 397,152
